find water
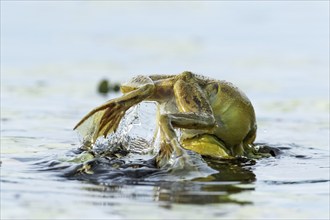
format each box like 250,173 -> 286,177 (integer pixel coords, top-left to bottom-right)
1,2 -> 329,219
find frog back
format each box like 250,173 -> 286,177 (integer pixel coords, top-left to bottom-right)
207,81 -> 257,147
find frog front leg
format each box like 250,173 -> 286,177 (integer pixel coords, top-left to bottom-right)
156,72 -> 216,168
74,76 -> 155,146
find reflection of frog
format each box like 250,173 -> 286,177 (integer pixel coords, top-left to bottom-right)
74,71 -> 260,168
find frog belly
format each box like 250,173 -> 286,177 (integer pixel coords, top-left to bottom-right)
181,134 -> 230,158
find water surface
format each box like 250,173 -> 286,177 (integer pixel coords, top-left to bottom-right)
1,2 -> 329,219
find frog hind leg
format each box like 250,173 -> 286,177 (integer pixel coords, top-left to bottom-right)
242,125 -> 272,158
156,72 -> 217,168
155,130 -> 174,168
73,76 -> 155,145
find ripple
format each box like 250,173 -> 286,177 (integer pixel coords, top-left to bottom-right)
263,179 -> 330,185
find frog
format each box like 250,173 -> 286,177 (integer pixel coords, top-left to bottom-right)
74,71 -> 263,169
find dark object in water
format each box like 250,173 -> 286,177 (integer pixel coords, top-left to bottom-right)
111,83 -> 120,92
98,79 -> 109,94
97,79 -> 121,94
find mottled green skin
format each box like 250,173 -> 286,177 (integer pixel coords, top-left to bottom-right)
75,71 -> 263,168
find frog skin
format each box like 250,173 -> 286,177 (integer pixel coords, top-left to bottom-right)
74,71 -> 258,168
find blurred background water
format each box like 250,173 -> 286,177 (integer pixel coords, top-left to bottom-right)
1,1 -> 329,219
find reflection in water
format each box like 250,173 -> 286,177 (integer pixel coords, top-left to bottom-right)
36,146 -> 260,206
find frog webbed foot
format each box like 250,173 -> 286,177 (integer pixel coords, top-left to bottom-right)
244,144 -> 280,159
170,152 -> 196,171
255,144 -> 281,157
73,100 -> 129,144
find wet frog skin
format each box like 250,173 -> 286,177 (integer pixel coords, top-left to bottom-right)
74,71 -> 258,168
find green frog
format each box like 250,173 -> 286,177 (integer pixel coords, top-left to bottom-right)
74,71 -> 263,168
